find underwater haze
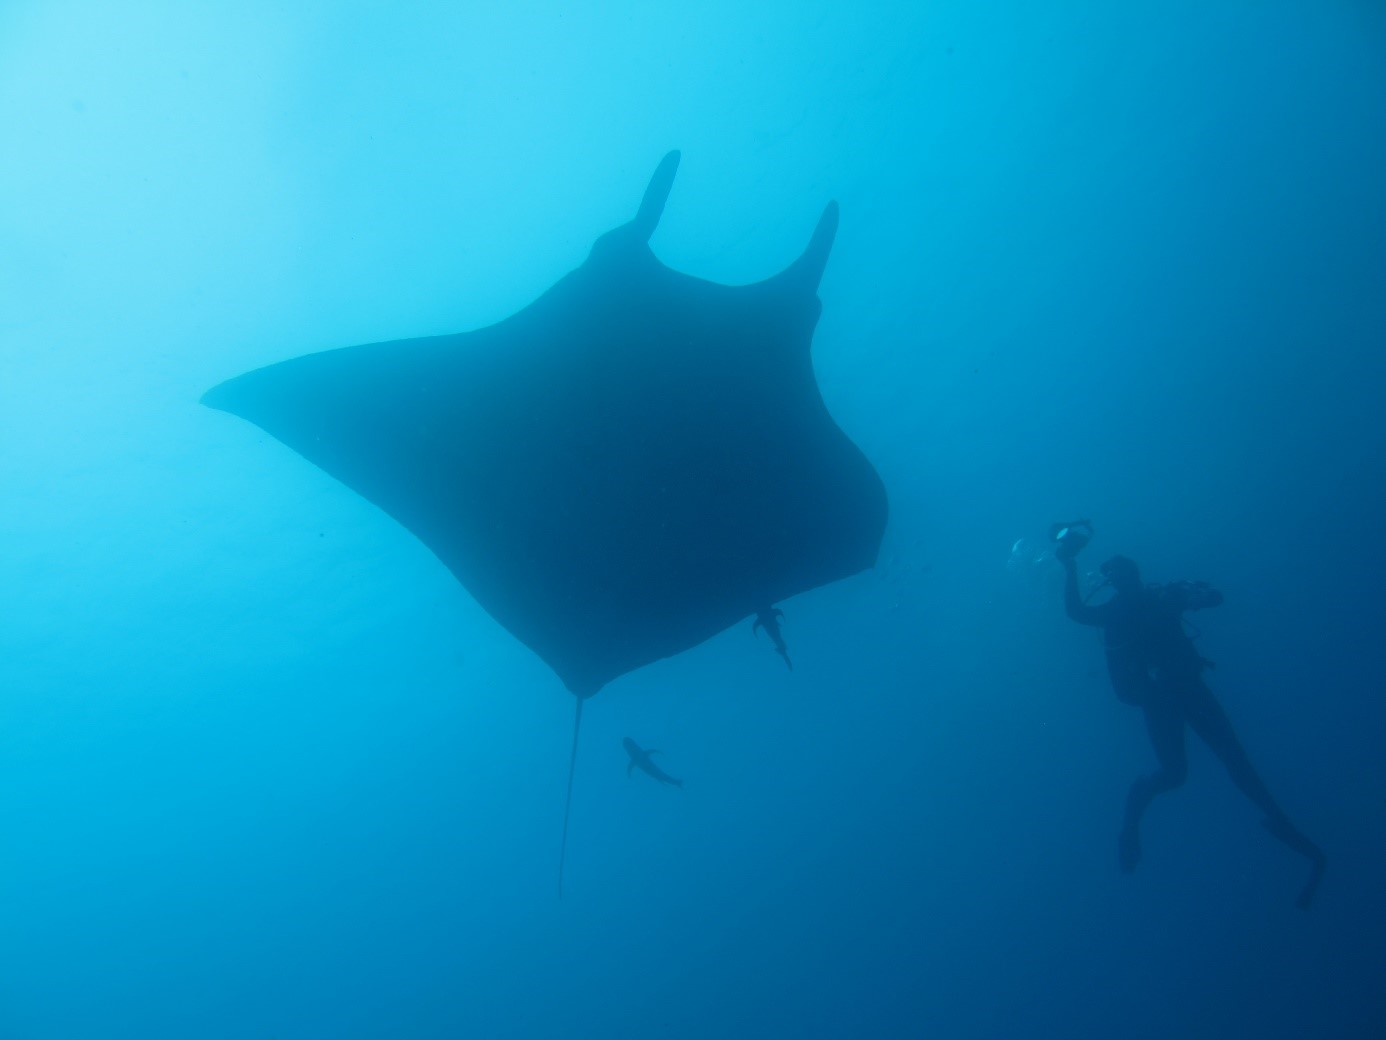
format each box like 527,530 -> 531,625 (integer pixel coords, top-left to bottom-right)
3,2 -> 1385,1037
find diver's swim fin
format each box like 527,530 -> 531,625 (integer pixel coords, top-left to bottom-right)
1296,853 -> 1326,911
1261,816 -> 1326,910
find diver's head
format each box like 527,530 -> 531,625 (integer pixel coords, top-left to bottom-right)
1100,555 -> 1142,594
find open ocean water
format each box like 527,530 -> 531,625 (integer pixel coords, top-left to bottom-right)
2,2 -> 1384,1037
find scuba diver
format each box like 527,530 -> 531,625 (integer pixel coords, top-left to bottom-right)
752,606 -> 793,670
1053,522 -> 1326,908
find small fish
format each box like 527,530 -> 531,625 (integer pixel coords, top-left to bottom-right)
622,737 -> 682,787
751,606 -> 793,670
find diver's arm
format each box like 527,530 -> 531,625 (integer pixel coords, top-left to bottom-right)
1061,557 -> 1106,626
1198,586 -> 1224,610
1163,581 -> 1224,612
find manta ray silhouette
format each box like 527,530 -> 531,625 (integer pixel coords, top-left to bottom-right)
204,151 -> 887,891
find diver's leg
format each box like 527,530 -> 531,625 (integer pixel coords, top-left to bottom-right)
1183,680 -> 1326,908
1181,680 -> 1280,814
1120,695 -> 1188,873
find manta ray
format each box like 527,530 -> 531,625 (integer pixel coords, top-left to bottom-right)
204,152 -> 887,891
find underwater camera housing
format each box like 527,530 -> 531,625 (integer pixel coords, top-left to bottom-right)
1049,519 -> 1093,560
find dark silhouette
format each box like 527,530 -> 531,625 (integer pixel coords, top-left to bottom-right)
1059,543 -> 1325,908
623,737 -> 682,787
205,153 -> 887,897
752,606 -> 793,670
204,151 -> 883,701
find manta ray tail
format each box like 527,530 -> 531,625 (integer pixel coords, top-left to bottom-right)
558,697 -> 584,899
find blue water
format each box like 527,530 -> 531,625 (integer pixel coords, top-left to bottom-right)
3,3 -> 1384,1037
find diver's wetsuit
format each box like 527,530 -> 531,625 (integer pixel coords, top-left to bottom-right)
1061,556 -> 1325,908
